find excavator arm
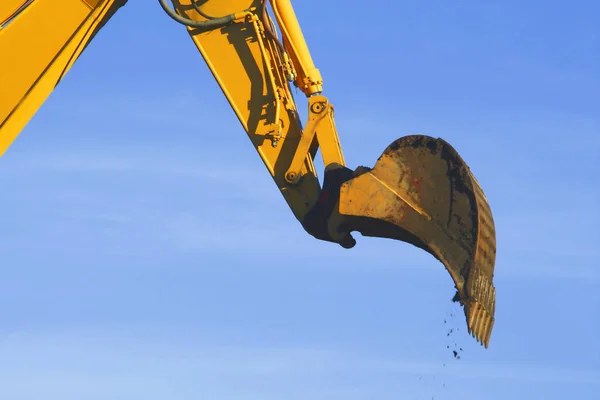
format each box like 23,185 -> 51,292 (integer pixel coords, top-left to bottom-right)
0,0 -> 127,151
0,0 -> 497,347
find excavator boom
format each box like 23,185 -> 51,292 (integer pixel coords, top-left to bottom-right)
0,0 -> 498,347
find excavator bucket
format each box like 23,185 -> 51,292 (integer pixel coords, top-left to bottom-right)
339,135 -> 496,347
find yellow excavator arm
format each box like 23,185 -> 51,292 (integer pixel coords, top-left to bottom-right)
0,0 -> 497,347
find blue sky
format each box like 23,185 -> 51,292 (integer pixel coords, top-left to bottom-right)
1,0 -> 598,399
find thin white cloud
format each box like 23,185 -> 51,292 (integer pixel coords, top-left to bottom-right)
0,327 -> 597,400
365,358 -> 600,385
2,150 -> 251,179
1,144 -> 597,282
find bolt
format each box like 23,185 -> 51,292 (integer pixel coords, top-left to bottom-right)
286,172 -> 297,182
311,102 -> 325,113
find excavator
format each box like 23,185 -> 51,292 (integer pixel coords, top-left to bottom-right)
0,0 -> 497,347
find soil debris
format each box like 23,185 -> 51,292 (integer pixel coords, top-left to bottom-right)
444,310 -> 464,360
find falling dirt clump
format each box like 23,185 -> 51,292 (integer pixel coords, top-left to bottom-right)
444,311 -> 464,360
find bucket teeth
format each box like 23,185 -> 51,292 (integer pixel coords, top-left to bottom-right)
465,300 -> 495,348
462,262 -> 496,347
461,164 -> 497,348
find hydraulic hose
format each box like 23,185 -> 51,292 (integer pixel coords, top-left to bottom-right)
261,0 -> 285,54
158,0 -> 235,30
190,0 -> 216,20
